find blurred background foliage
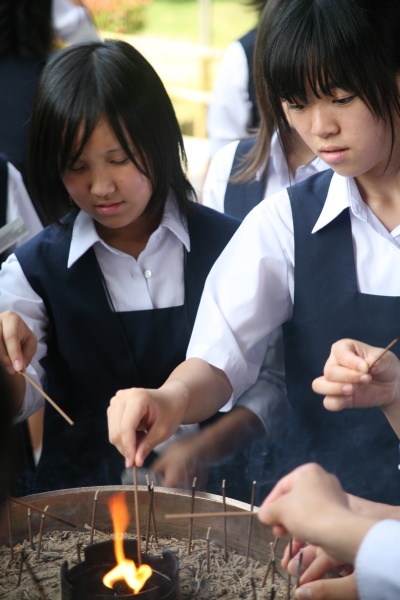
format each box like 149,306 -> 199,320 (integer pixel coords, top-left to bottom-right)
82,0 -> 256,47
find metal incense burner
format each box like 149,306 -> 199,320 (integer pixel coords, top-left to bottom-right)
2,485 -> 283,597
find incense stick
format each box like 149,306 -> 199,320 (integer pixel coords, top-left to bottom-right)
36,505 -> 49,559
245,480 -> 256,567
7,498 -> 14,561
188,476 -> 197,555
286,538 -> 293,599
262,538 -> 278,588
296,548 -> 303,588
165,509 -> 257,519
368,338 -> 398,370
16,547 -> 25,588
27,508 -> 34,549
18,371 -> 74,426
133,465 -> 142,566
206,527 -> 211,573
222,479 -> 228,562
9,496 -> 76,528
89,490 -> 99,544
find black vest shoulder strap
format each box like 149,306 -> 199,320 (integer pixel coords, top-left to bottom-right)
224,137 -> 266,220
238,28 -> 259,129
0,154 -> 8,228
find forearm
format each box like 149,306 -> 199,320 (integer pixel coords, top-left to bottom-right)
189,407 -> 264,465
348,493 -> 400,520
163,358 -> 233,424
314,510 -> 377,565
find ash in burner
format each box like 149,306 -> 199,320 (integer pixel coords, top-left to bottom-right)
61,539 -> 180,599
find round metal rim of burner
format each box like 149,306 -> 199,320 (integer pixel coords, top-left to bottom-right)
61,539 -> 180,599
2,485 -> 281,565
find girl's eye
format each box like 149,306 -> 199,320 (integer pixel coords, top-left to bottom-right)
333,95 -> 355,105
112,158 -> 129,165
287,102 -> 305,112
68,164 -> 84,173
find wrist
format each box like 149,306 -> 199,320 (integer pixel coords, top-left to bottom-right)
313,508 -> 377,564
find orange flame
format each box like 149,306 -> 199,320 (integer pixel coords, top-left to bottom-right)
102,493 -> 152,594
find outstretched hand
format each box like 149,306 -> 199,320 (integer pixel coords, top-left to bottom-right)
0,311 -> 37,374
312,338 -> 400,412
257,463 -> 376,566
107,383 -> 188,468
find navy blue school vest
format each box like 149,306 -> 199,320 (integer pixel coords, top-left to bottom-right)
15,203 -> 240,492
223,138 -> 266,220
281,170 -> 400,503
0,155 -> 7,228
238,29 -> 259,130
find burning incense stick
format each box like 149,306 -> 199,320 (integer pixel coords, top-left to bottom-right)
133,465 -> 142,566
165,509 -> 257,519
89,490 -> 99,544
368,338 -> 398,370
27,508 -> 34,549
222,479 -> 228,562
16,547 -> 25,588
36,505 -> 49,559
286,538 -> 293,599
245,481 -> 256,567
262,538 -> 278,588
188,476 -> 197,555
150,482 -> 158,543
9,496 -> 76,528
7,498 -> 14,561
145,477 -> 157,552
206,527 -> 211,573
296,548 -> 303,588
18,371 -> 74,426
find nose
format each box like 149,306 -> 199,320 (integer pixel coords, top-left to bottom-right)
90,168 -> 116,198
310,105 -> 339,138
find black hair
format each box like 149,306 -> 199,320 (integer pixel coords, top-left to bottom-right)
28,39 -> 196,224
264,0 -> 400,145
0,0 -> 53,60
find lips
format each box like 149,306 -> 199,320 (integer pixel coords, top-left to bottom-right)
318,147 -> 349,164
96,201 -> 123,215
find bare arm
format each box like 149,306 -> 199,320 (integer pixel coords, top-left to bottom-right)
258,463 -> 377,566
151,407 -> 264,488
108,358 -> 232,468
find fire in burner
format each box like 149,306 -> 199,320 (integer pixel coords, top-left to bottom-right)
61,492 -> 180,599
61,539 -> 180,599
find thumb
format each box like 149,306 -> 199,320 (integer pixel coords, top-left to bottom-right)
295,573 -> 357,600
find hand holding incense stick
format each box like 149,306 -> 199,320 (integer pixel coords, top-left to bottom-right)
368,338 -> 398,371
18,371 -> 74,426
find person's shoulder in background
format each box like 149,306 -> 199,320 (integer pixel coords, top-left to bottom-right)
52,0 -> 100,44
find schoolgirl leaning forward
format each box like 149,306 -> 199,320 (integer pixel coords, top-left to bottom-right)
0,39 -> 239,494
105,0 -> 400,506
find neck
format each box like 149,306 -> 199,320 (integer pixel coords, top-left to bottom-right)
282,128 -> 316,176
355,168 -> 400,233
96,209 -> 162,259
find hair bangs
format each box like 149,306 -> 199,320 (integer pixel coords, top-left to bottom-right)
264,0 -> 398,127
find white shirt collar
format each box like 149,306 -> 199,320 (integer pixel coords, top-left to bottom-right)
312,172 -> 368,233
67,192 -> 190,268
